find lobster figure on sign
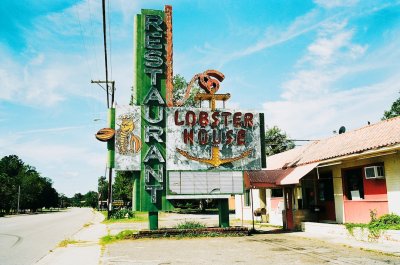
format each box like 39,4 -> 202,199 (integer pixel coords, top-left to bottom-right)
116,114 -> 141,155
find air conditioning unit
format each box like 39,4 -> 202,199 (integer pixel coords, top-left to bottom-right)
364,165 -> 385,179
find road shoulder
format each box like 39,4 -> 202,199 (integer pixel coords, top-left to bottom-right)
35,210 -> 107,265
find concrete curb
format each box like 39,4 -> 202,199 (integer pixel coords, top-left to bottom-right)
298,222 -> 400,256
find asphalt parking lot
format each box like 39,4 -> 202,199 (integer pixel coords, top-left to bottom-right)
102,232 -> 400,265
101,212 -> 400,265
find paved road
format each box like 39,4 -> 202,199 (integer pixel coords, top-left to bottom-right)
0,208 -> 95,265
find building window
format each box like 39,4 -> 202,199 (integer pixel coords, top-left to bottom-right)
244,189 -> 251,206
271,188 -> 283,197
344,168 -> 364,200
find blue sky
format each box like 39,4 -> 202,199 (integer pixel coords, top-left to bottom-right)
1,0 -> 399,196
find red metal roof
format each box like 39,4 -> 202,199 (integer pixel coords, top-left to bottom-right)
267,116 -> 400,169
245,169 -> 293,188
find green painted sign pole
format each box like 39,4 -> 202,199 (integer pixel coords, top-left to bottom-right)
149,211 -> 159,230
134,8 -> 173,230
218,199 -> 230,228
107,107 -> 115,219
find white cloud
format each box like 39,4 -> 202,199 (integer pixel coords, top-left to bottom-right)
263,76 -> 399,139
217,9 -> 328,66
282,70 -> 329,100
306,30 -> 367,66
314,0 -> 359,9
0,132 -> 105,196
261,4 -> 400,140
0,0 -> 140,108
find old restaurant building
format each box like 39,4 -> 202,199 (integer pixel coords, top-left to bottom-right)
236,116 -> 400,230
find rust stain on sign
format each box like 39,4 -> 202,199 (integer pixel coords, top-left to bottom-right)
195,70 -> 230,111
174,70 -> 230,109
177,146 -> 253,167
165,5 -> 174,107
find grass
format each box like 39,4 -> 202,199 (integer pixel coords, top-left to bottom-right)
172,232 -> 245,239
100,230 -> 137,245
344,223 -> 368,236
58,239 -> 82,247
99,210 -> 148,224
173,220 -> 206,229
83,222 -> 93,227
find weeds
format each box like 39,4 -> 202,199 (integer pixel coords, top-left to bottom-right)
100,230 -> 137,245
173,232 -> 245,239
58,239 -> 81,247
173,220 -> 206,229
83,222 -> 93,227
345,213 -> 400,239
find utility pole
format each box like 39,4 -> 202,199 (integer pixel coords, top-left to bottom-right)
92,80 -> 115,220
17,185 -> 20,214
91,0 -> 116,220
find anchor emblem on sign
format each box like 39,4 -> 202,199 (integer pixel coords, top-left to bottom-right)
176,70 -> 253,167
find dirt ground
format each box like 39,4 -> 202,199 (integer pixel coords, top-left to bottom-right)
101,230 -> 400,265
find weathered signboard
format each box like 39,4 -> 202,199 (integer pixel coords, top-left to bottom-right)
166,108 -> 263,170
115,105 -> 142,171
168,171 -> 243,198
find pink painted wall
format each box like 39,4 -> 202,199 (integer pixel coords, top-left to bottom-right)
271,197 -> 283,210
344,201 -> 388,223
343,168 -> 388,223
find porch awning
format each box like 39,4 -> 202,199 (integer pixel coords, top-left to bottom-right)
276,162 -> 319,185
244,169 -> 294,189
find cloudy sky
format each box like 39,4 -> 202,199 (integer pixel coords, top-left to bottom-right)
1,0 -> 399,196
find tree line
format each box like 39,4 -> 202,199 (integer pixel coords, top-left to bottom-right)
0,155 -> 58,213
0,155 -> 101,215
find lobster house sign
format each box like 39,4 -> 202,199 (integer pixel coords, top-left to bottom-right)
166,70 -> 264,170
96,6 -> 266,226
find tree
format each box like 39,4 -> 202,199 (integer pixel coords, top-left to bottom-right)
98,176 -> 108,202
39,178 -> 59,208
84,191 -> 98,208
71,193 -> 84,207
113,171 -> 133,204
0,155 -> 25,213
382,94 -> 400,120
172,74 -> 200,107
0,155 -> 60,213
265,126 -> 295,156
59,193 -> 71,208
0,172 -> 15,213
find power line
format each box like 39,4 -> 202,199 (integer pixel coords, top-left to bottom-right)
87,0 -> 101,77
289,139 -> 317,142
107,0 -> 113,82
102,0 -> 110,108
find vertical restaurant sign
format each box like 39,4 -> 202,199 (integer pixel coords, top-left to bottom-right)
115,105 -> 142,170
134,7 -> 172,212
166,107 -> 263,170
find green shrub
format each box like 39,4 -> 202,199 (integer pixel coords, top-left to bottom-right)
174,220 -> 206,229
345,213 -> 400,239
110,209 -> 134,219
369,213 -> 400,230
